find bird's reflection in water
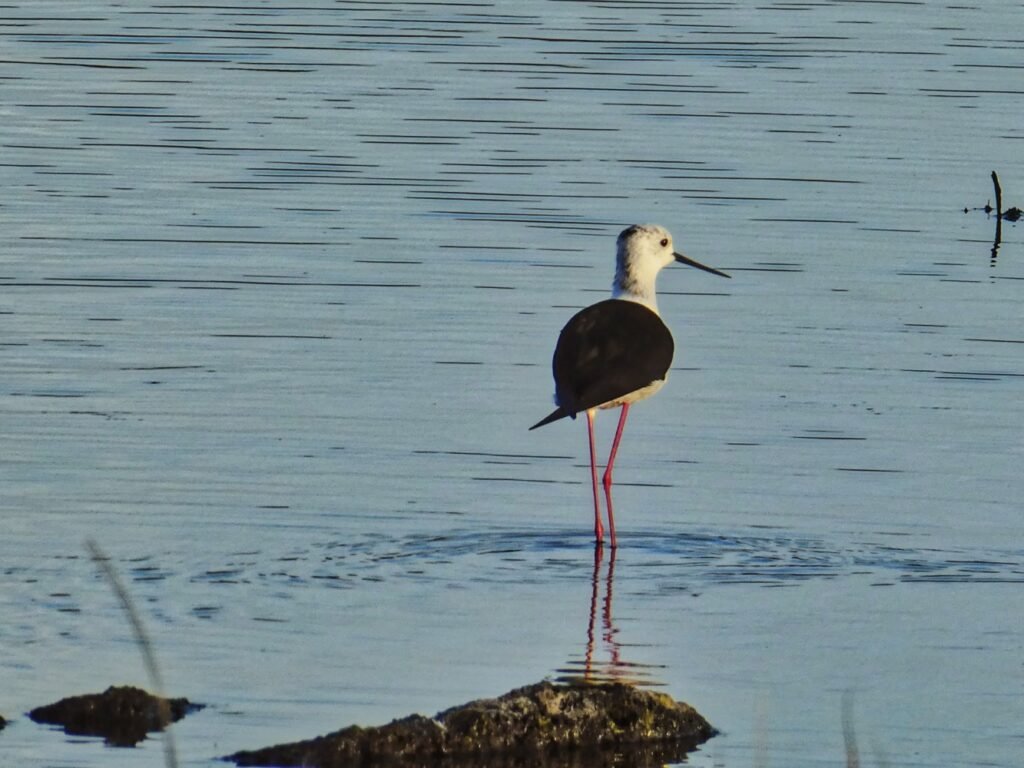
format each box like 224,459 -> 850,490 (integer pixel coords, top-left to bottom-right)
555,545 -> 666,687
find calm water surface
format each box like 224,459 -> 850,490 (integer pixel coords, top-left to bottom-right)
2,1 -> 1022,766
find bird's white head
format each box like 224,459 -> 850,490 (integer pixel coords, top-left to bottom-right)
612,223 -> 729,312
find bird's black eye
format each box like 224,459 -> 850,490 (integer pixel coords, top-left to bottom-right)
660,238 -> 669,247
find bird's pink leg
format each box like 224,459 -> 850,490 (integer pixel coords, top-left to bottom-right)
586,409 -> 604,544
601,403 -> 630,549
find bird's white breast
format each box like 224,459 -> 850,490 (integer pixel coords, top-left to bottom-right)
597,376 -> 667,410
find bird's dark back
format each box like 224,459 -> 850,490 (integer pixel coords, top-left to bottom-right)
553,299 -> 674,417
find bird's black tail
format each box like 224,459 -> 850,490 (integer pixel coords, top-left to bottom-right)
529,407 -> 570,430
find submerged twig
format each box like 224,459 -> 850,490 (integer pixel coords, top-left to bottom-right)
85,538 -> 178,768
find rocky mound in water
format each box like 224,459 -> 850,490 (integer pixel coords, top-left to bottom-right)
28,685 -> 202,746
228,680 -> 715,767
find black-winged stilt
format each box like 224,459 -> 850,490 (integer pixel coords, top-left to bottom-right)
530,224 -> 730,548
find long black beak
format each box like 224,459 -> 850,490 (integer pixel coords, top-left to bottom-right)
674,251 -> 730,278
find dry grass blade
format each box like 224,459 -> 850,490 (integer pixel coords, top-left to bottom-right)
842,690 -> 860,768
85,538 -> 179,768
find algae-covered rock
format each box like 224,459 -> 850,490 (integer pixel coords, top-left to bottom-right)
28,685 -> 201,746
228,680 -> 714,767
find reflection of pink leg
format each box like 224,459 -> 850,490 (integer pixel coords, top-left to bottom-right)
586,409 -> 603,543
601,404 -> 629,549
584,543 -> 603,682
603,545 -> 621,670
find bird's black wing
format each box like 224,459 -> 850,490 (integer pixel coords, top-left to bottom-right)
551,299 -> 674,419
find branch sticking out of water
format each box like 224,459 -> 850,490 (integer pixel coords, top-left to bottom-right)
85,538 -> 179,768
992,171 -> 1004,268
992,171 -> 1003,218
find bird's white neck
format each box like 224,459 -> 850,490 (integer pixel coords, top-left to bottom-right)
612,267 -> 661,314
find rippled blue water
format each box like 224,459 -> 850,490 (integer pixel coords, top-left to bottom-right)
2,2 -> 1022,766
